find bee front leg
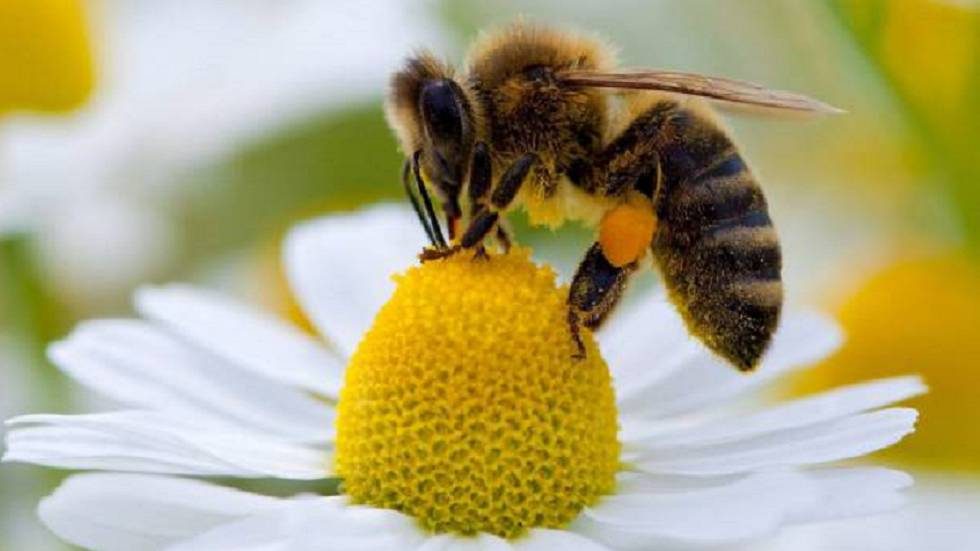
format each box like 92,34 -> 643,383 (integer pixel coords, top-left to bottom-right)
419,196 -> 464,262
495,223 -> 513,252
443,195 -> 462,242
432,143 -> 535,262
420,143 -> 490,262
568,243 -> 637,359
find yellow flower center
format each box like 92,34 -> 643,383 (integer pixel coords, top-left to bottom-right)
335,249 -> 620,539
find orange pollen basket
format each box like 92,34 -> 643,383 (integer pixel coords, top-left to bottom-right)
598,200 -> 658,267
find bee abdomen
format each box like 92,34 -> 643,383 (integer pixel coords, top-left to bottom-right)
654,141 -> 782,371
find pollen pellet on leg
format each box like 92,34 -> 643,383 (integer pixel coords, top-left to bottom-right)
335,248 -> 620,539
599,199 -> 657,267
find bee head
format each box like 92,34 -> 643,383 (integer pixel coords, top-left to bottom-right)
385,53 -> 477,207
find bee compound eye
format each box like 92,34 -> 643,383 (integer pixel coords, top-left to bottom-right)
420,79 -> 464,143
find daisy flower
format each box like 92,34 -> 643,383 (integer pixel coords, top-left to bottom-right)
3,205 -> 922,550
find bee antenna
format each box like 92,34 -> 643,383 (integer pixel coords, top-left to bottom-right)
402,157 -> 438,247
411,151 -> 448,249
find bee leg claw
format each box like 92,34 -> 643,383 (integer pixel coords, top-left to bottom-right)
472,245 -> 490,262
419,245 -> 461,262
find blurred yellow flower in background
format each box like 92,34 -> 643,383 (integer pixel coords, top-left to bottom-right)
834,0 -> 980,248
881,2 -> 977,124
793,252 -> 980,472
0,0 -> 94,114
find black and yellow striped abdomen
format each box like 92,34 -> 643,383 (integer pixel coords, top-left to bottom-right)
651,104 -> 782,370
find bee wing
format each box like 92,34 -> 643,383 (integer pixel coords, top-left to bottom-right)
559,69 -> 843,115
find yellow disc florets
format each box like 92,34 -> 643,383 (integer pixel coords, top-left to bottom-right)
335,248 -> 620,539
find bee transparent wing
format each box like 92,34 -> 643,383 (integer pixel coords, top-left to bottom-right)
559,70 -> 843,115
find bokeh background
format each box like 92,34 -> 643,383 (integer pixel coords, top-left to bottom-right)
1,1 -> 978,549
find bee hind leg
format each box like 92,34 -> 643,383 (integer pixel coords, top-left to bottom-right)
568,243 -> 637,359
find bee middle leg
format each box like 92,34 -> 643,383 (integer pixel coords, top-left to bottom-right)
568,243 -> 637,358
421,143 -> 536,261
463,145 -> 536,250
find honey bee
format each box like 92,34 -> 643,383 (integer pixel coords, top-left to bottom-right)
384,22 -> 840,371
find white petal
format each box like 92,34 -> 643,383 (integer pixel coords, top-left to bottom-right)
135,284 -> 343,398
598,296 -> 702,400
284,496 -> 427,550
417,533 -> 513,551
752,473 -> 976,551
415,535 -> 456,551
631,408 -> 917,475
284,205 -> 426,356
50,319 -> 333,443
611,471 -> 745,495
172,519 -> 289,551
460,533 -> 512,551
517,529 -> 610,550
572,467 -> 913,549
794,467 -> 913,523
616,311 -> 843,419
172,496 -> 435,551
623,376 -> 925,450
167,510 -> 293,551
38,473 -> 285,551
574,470 -> 819,547
4,411 -> 330,479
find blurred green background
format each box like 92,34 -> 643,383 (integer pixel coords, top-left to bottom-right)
1,1 -> 979,549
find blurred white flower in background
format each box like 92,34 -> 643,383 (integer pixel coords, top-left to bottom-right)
0,335 -> 57,550
0,336 -> 32,435
0,0 -> 447,305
